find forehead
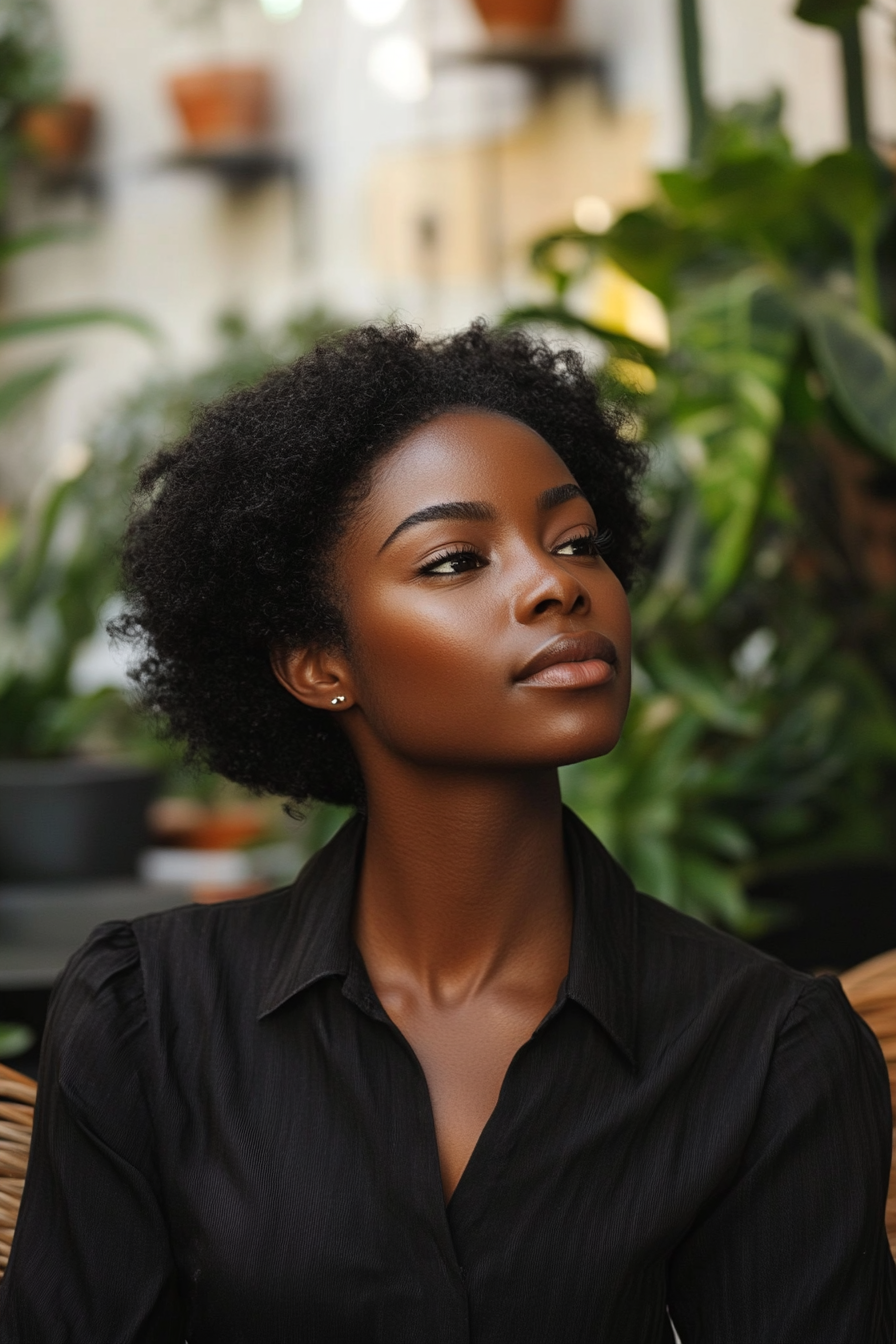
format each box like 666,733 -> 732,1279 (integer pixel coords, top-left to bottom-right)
368,410 -> 576,506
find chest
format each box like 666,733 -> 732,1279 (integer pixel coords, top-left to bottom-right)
380,985 -> 560,1201
151,984 -> 748,1344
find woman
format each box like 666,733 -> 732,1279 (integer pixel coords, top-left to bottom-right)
2,323 -> 893,1342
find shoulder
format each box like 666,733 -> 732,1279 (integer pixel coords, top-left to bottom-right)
53,883 -> 295,1009
128,879 -> 296,956
632,890 -> 889,1090
125,882 -> 300,1023
49,918 -> 145,1053
636,886 -> 806,997
567,806 -> 811,1032
634,888 -> 814,1040
39,921 -> 157,1156
50,880 -> 296,1040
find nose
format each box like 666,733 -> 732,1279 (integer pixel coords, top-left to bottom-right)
511,545 -> 591,624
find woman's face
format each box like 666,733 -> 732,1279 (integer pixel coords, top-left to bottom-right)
297,410 -> 631,774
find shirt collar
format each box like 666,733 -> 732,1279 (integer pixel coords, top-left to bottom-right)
258,807 -> 639,1068
561,807 -> 639,1068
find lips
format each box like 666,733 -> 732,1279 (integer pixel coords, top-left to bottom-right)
515,632 -> 618,689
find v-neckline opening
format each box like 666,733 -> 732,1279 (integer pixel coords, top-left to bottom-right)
344,941 -> 572,1223
443,982 -> 570,1210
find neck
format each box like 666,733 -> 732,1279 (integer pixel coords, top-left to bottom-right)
353,765 -> 571,1000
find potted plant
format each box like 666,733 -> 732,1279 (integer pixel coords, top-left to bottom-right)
151,0 -> 274,151
18,97 -> 96,167
470,0 -> 566,35
0,259 -> 157,880
0,447 -> 162,883
167,65 -> 272,150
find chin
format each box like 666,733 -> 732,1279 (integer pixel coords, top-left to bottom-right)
519,725 -> 626,769
555,739 -> 622,768
529,708 -> 628,767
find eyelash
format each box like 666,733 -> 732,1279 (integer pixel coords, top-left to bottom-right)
418,528 -> 612,576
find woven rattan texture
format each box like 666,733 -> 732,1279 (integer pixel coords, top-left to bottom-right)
0,1063 -> 36,1279
840,951 -> 896,1258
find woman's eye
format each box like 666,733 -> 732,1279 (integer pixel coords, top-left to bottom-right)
554,531 -> 601,558
421,548 -> 485,576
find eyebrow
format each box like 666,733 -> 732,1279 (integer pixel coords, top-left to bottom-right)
378,483 -> 587,552
378,501 -> 496,552
537,483 -> 586,511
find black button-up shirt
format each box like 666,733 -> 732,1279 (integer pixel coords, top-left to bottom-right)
2,810 -> 894,1341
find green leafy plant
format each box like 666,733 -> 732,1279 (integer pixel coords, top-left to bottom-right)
503,3 -> 896,931
0,309 -> 344,763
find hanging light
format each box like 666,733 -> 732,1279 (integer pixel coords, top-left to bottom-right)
347,0 -> 408,26
258,0 -> 303,19
368,35 -> 431,102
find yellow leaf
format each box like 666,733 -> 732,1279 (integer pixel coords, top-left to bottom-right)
587,260 -> 670,351
607,357 -> 657,394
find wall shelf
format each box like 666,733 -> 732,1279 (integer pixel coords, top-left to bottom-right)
18,162 -> 104,203
432,43 -> 606,92
158,148 -> 298,192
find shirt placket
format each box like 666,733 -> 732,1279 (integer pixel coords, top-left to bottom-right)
341,947 -> 472,1342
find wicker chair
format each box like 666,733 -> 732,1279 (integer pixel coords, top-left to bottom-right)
0,1062 -> 36,1279
840,950 -> 896,1257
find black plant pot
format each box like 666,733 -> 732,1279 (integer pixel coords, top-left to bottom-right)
0,759 -> 159,883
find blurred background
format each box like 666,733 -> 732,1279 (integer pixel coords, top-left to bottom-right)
1,0 -> 896,1070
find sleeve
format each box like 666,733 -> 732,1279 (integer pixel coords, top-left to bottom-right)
0,922 -> 187,1342
667,974 -> 896,1344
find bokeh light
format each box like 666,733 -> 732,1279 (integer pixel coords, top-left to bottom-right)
258,0 -> 303,20
347,0 -> 408,27
367,35 -> 431,102
573,195 -> 613,235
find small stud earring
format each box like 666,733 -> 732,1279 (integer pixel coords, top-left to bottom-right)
330,695 -> 346,705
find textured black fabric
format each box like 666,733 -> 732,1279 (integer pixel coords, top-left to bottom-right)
2,810 -> 894,1342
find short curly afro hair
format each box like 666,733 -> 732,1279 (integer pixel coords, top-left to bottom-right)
115,321 -> 646,808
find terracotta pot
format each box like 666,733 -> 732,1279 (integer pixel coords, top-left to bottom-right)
471,0 -> 565,34
147,798 -> 268,851
19,99 -> 95,166
167,66 -> 272,149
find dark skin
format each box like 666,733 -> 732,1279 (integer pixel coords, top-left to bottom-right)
273,410 -> 631,1201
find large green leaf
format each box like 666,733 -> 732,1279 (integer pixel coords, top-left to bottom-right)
795,0 -> 866,27
807,151 -> 884,238
699,425 -> 775,607
603,209 -> 705,306
0,359 -> 63,422
802,295 -> 896,459
0,307 -> 157,343
807,152 -> 887,322
658,156 -> 811,260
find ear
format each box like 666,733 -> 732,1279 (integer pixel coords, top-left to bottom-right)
270,645 -> 355,712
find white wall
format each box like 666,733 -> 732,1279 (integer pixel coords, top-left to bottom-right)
2,0 -> 894,495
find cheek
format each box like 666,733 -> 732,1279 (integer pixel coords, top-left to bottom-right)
343,580 -> 533,765
348,587 -> 499,718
